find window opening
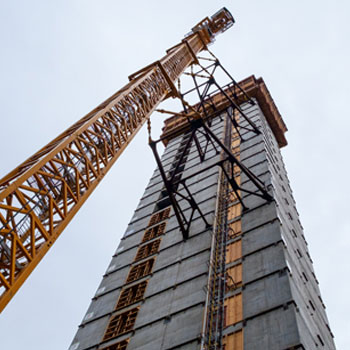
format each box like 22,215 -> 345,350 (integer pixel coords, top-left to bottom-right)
154,196 -> 172,212
116,281 -> 148,310
126,258 -> 155,283
100,339 -> 129,350
103,308 -> 139,340
148,207 -> 171,227
135,240 -> 161,261
142,222 -> 166,242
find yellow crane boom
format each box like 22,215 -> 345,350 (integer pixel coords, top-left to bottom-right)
0,8 -> 234,312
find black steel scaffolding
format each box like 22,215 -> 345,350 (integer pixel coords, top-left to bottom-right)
149,54 -> 272,240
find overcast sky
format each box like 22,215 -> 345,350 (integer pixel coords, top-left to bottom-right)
0,1 -> 349,349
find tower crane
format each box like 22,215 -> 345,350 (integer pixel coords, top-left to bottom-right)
0,8 -> 234,312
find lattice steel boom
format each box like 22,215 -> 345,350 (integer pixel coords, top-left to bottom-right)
0,8 -> 234,312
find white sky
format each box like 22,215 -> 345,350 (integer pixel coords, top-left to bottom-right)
0,1 -> 348,349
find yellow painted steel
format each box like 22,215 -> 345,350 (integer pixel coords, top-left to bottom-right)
0,8 -> 234,312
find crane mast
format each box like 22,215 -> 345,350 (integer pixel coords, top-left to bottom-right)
0,8 -> 234,312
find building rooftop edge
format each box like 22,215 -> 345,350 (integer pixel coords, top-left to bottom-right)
161,75 -> 288,148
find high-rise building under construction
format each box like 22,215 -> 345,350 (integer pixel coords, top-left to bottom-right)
68,75 -> 336,350
0,8 -> 335,350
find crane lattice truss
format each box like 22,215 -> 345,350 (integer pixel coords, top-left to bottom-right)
0,8 -> 234,312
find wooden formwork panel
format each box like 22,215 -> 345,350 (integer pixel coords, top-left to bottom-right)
228,203 -> 241,221
223,330 -> 243,350
228,220 -> 242,237
231,138 -> 241,148
226,264 -> 242,289
224,293 -> 243,326
226,240 -> 242,264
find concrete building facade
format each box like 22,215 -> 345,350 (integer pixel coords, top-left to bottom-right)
69,76 -> 335,350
